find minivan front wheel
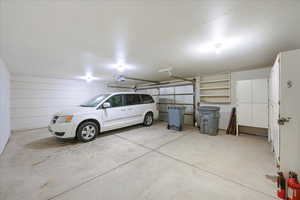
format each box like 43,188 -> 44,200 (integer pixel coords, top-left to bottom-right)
143,112 -> 153,126
77,121 -> 98,142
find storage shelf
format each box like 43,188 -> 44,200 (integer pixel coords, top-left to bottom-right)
200,86 -> 229,90
200,79 -> 230,84
199,73 -> 231,104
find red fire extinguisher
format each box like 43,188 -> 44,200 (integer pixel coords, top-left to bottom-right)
278,172 -> 286,199
287,172 -> 300,200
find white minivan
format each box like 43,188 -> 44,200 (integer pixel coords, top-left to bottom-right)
48,92 -> 158,142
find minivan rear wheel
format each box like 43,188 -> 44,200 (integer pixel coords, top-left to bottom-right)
77,121 -> 98,142
143,112 -> 153,126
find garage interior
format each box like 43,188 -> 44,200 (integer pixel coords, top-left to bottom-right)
0,1 -> 300,200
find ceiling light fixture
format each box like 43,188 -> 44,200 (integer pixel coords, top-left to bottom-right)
108,61 -> 135,72
214,43 -> 222,54
86,74 -> 93,82
79,73 -> 99,82
116,64 -> 125,72
192,36 -> 242,56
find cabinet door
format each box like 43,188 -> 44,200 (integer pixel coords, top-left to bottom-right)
252,104 -> 268,128
237,103 -> 252,126
252,79 -> 268,103
236,80 -> 252,103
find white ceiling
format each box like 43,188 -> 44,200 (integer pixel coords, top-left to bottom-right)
1,0 -> 300,81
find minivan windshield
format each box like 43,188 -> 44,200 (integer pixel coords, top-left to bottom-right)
80,94 -> 110,107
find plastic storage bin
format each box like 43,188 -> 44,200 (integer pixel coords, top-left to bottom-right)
167,105 -> 185,131
198,106 -> 220,135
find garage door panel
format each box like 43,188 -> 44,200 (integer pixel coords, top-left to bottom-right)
136,89 -> 147,94
137,89 -> 159,95
181,105 -> 193,114
184,115 -> 194,125
175,95 -> 193,104
158,113 -> 168,122
158,104 -> 168,112
138,83 -> 195,126
160,87 -> 174,95
175,85 -> 193,94
148,88 -> 159,95
159,96 -> 174,103
159,104 -> 193,114
153,96 -> 159,103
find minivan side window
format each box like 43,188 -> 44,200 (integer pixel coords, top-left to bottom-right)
125,94 -> 141,106
105,94 -> 124,107
141,94 -> 154,104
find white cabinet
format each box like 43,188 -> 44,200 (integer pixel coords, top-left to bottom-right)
236,79 -> 268,129
253,79 -> 268,103
236,80 -> 252,103
237,103 -> 252,126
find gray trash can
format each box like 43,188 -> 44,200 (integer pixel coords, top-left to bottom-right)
198,106 -> 220,135
167,105 -> 185,131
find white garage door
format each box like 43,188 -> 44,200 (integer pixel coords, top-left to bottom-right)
137,83 -> 195,125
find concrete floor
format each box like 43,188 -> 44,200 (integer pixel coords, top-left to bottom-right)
0,122 -> 277,200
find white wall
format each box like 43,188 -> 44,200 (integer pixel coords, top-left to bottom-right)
11,75 -> 131,131
197,67 -> 271,130
0,58 -> 10,154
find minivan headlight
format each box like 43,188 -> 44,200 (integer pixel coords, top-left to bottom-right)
56,115 -> 73,123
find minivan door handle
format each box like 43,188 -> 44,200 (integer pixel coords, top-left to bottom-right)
121,109 -> 126,111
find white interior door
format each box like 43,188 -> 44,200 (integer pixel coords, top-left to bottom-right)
270,56 -> 280,163
279,50 -> 300,175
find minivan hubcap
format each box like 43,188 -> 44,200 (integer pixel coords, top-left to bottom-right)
146,115 -> 153,125
82,125 -> 96,140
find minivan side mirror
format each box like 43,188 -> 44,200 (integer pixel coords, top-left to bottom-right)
102,102 -> 111,109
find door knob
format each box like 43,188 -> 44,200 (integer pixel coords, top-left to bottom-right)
278,117 -> 292,125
